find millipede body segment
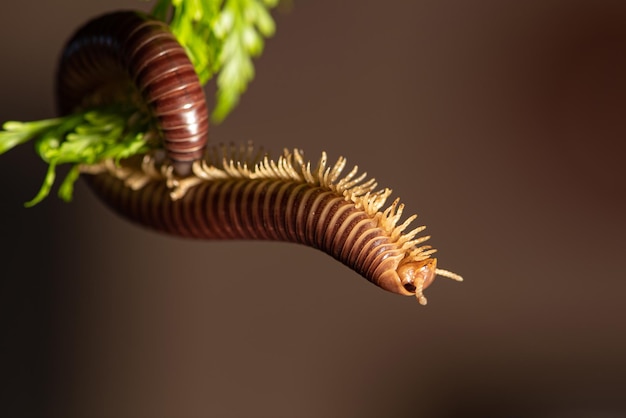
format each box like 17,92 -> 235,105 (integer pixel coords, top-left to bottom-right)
57,11 -> 462,304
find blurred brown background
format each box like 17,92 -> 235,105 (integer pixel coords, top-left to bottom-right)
2,0 -> 626,417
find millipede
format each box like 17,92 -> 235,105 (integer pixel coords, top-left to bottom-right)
57,10 -> 463,304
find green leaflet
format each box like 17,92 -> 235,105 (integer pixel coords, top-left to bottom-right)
0,106 -> 152,206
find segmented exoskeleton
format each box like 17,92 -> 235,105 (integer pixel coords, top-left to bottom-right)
58,11 -> 462,304
57,10 -> 208,175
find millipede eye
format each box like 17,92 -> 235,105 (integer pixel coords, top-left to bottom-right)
403,281 -> 417,293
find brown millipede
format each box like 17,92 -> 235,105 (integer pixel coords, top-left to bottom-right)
58,11 -> 462,304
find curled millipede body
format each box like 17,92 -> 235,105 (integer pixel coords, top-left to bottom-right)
57,10 -> 209,175
58,11 -> 462,304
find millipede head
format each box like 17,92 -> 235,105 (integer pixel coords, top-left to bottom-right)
396,258 -> 463,305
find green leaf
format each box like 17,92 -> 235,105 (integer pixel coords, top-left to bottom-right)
251,2 -> 276,36
24,162 -> 57,208
58,164 -> 81,202
0,118 -> 61,154
1,104 -> 152,206
150,0 -> 172,21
